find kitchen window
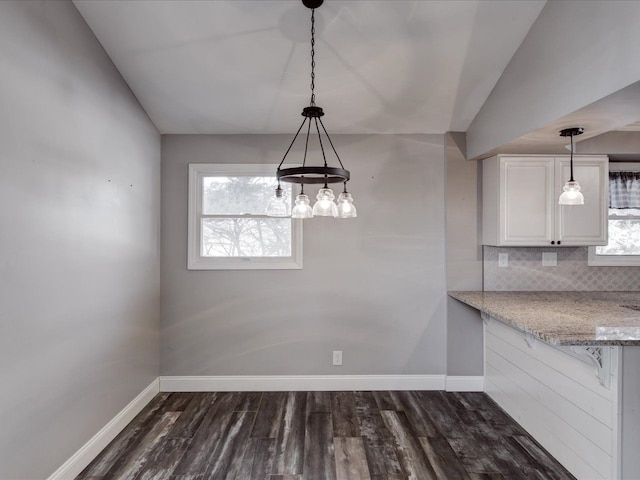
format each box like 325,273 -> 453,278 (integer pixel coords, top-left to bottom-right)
187,164 -> 302,270
588,164 -> 640,266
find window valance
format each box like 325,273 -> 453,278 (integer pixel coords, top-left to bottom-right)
609,171 -> 640,208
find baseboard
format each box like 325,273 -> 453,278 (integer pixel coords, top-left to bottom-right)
160,374 -> 448,392
47,374 -> 483,479
48,378 -> 160,480
445,375 -> 484,392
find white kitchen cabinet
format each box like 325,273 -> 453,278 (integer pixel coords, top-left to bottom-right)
482,154 -> 608,246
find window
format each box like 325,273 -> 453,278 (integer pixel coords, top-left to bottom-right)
188,164 -> 302,270
589,164 -> 640,266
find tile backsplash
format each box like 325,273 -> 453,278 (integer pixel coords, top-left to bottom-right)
484,246 -> 640,291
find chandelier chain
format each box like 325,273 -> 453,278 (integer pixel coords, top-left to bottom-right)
310,8 -> 316,106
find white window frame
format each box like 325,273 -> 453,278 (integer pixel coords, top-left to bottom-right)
188,163 -> 302,270
588,162 -> 640,266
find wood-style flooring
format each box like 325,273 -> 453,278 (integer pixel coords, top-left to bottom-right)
77,391 -> 575,480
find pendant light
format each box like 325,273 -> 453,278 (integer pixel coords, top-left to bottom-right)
558,127 -> 585,205
267,0 -> 356,219
336,190 -> 357,218
265,185 -> 291,217
291,186 -> 313,218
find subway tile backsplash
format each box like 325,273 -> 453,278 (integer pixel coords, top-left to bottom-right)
484,246 -> 640,291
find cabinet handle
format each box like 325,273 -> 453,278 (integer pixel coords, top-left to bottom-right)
551,241 -> 555,245
557,241 -> 561,245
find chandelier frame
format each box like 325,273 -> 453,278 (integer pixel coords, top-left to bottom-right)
275,0 -> 351,189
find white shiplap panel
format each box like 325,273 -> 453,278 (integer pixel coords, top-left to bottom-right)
485,370 -> 608,480
487,319 -> 613,401
486,347 -> 613,456
486,329 -> 613,427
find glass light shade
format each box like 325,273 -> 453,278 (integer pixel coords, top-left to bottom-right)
291,194 -> 313,218
266,190 -> 291,217
558,180 -> 584,205
336,192 -> 357,218
312,187 -> 338,217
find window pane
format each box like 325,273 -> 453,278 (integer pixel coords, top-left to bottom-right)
596,219 -> 640,255
201,218 -> 292,257
202,176 -> 290,215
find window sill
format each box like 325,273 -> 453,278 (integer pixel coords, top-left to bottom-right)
188,256 -> 302,271
588,247 -> 640,266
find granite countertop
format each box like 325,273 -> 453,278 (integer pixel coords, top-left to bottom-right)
449,291 -> 640,346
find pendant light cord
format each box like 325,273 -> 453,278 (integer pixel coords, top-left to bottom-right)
570,132 -> 575,182
310,9 -> 316,106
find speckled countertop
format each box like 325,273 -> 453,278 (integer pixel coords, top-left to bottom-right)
449,291 -> 640,346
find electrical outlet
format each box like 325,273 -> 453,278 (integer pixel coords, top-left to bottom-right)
498,253 -> 509,268
542,252 -> 557,267
332,350 -> 343,366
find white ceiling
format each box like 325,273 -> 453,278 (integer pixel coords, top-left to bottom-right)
73,0 -> 545,135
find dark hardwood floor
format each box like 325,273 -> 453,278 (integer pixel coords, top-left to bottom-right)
77,391 -> 575,480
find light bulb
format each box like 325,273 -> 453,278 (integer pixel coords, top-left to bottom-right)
266,187 -> 291,217
312,187 -> 338,217
558,180 -> 584,205
336,192 -> 357,218
291,193 -> 313,218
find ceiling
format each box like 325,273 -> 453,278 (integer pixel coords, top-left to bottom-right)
465,81 -> 640,161
73,0 -> 545,135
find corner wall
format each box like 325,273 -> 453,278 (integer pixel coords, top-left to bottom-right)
161,134 -> 447,378
445,133 -> 484,376
0,2 -> 161,478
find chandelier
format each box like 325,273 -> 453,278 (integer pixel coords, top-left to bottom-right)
266,0 -> 357,219
558,127 -> 585,205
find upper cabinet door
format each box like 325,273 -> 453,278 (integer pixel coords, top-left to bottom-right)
556,157 -> 608,245
500,157 -> 555,245
482,155 -> 608,247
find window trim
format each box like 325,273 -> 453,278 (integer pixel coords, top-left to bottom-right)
187,163 -> 302,270
588,162 -> 640,266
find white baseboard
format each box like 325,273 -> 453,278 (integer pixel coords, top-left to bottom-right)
160,374 -> 449,392
47,374 -> 483,479
445,375 -> 484,392
48,378 -> 160,480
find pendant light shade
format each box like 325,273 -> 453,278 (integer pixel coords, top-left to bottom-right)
267,0 -> 357,219
336,189 -> 357,218
312,187 -> 338,216
558,127 -> 585,206
266,186 -> 291,217
558,180 -> 584,205
292,193 -> 313,218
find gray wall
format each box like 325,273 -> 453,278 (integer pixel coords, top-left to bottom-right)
0,1 -> 161,478
467,0 -> 640,159
445,133 -> 483,376
161,134 -> 447,376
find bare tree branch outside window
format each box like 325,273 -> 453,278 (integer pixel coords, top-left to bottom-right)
200,176 -> 292,257
596,208 -> 640,256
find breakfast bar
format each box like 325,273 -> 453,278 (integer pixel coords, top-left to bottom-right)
450,291 -> 640,480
